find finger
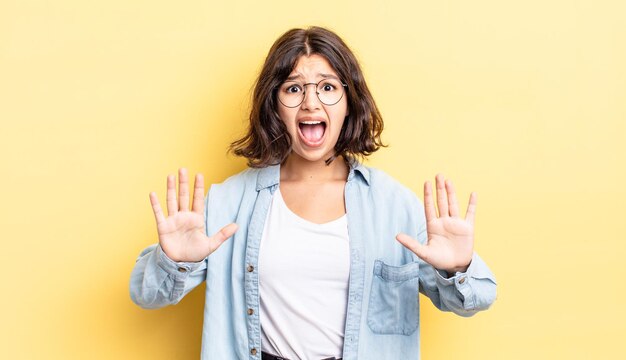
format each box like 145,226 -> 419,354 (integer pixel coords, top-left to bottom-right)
465,192 -> 477,224
446,179 -> 460,217
166,174 -> 178,216
149,192 -> 166,225
396,233 -> 432,263
209,223 -> 239,252
192,173 -> 205,214
423,181 -> 437,222
178,168 -> 190,211
435,173 -> 448,217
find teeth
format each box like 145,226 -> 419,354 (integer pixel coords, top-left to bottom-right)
300,121 -> 323,125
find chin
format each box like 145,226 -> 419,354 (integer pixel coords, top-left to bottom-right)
291,146 -> 335,163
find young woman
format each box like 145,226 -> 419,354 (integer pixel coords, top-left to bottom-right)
130,26 -> 497,360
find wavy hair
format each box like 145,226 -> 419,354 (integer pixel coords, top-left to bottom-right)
230,26 -> 386,167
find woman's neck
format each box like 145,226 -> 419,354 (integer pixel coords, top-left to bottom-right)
280,154 -> 349,183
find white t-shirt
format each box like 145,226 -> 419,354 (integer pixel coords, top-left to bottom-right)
259,187 -> 350,360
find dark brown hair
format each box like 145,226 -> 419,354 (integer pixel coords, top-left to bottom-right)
230,26 -> 386,167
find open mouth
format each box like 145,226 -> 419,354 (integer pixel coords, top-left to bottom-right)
297,119 -> 327,147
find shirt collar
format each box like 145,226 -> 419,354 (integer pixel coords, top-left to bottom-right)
255,159 -> 370,191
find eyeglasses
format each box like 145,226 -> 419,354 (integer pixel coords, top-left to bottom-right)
277,78 -> 348,108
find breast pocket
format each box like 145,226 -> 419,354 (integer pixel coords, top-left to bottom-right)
366,259 -> 420,335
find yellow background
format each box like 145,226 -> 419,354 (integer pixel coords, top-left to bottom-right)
1,0 -> 625,359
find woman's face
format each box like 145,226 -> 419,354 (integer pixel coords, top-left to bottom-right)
277,54 -> 349,164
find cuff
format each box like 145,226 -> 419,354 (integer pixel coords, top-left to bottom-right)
156,244 -> 205,277
434,253 -> 478,310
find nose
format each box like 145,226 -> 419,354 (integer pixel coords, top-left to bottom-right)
301,83 -> 321,110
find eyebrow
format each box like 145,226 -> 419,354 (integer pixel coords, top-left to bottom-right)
285,73 -> 340,81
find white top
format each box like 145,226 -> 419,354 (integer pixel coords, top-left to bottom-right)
259,187 -> 350,360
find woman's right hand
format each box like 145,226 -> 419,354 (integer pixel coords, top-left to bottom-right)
149,168 -> 238,262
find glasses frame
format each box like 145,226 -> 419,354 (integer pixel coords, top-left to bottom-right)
276,79 -> 348,108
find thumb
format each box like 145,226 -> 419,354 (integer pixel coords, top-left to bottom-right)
209,223 -> 239,252
396,233 -> 431,262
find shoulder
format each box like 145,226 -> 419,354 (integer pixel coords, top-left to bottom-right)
358,164 -> 427,242
204,167 -> 267,228
362,165 -> 421,203
208,167 -> 263,198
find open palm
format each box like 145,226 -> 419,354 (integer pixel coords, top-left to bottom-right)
396,174 -> 475,274
149,168 -> 238,263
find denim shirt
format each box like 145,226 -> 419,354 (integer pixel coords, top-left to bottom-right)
130,162 -> 497,360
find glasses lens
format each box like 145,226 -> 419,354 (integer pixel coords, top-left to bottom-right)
277,79 -> 346,107
317,78 -> 345,105
278,81 -> 304,107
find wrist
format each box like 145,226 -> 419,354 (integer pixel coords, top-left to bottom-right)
446,263 -> 470,276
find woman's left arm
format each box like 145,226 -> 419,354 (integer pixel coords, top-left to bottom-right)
396,174 -> 497,316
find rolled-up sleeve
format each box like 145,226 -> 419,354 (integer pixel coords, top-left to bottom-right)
428,252 -> 498,316
129,243 -> 207,309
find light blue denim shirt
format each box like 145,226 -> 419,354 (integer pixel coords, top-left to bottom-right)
130,162 -> 497,359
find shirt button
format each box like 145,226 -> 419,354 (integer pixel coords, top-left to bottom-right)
247,265 -> 254,272
250,348 -> 257,355
177,267 -> 187,273
459,277 -> 466,284
247,308 -> 254,315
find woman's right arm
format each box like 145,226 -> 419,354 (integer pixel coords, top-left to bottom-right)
129,243 -> 208,309
129,168 -> 238,309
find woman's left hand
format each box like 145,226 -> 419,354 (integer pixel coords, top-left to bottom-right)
396,174 -> 476,275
